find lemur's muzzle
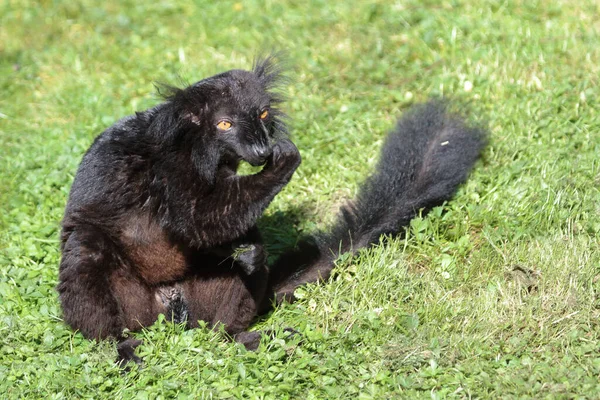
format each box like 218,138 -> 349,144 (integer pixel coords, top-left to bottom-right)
247,146 -> 272,166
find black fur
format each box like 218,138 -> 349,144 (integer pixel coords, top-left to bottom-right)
266,101 -> 487,306
57,56 -> 301,364
57,56 -> 486,366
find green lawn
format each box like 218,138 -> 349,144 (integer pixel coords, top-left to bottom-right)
1,0 -> 599,398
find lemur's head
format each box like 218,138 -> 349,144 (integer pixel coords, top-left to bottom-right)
159,55 -> 288,169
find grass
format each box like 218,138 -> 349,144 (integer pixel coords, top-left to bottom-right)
1,0 -> 599,398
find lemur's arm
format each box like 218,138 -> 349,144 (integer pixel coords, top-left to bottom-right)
188,139 -> 300,248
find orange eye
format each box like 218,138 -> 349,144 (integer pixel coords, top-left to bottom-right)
216,120 -> 232,131
260,110 -> 269,120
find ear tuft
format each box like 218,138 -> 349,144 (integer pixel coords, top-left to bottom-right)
154,82 -> 183,101
252,52 -> 289,90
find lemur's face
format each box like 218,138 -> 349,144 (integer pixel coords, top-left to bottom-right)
207,70 -> 277,166
184,65 -> 287,167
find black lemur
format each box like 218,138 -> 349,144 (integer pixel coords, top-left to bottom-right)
57,56 -> 487,365
58,56 -> 300,364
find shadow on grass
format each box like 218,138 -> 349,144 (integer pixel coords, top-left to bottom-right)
258,207 -> 316,264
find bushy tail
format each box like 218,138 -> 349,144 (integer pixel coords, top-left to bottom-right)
266,100 -> 487,306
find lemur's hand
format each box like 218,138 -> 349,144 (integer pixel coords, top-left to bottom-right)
265,138 -> 301,181
233,244 -> 267,275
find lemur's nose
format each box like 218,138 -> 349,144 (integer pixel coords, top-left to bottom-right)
256,147 -> 271,159
248,146 -> 272,166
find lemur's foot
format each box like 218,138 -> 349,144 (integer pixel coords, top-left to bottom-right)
116,338 -> 143,371
234,328 -> 301,351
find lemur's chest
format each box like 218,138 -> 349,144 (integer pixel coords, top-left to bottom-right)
120,213 -> 188,284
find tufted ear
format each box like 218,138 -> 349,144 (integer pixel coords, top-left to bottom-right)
155,82 -> 184,100
252,53 -> 289,95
